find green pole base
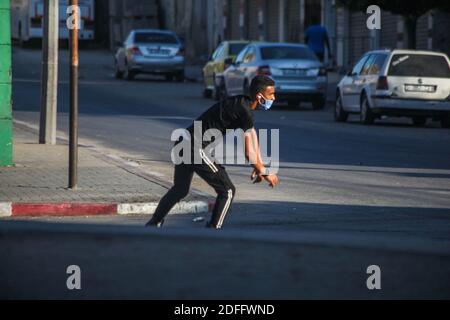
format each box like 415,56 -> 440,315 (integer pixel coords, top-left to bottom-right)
0,118 -> 13,166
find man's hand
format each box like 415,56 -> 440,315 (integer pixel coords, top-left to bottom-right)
263,174 -> 279,188
251,168 -> 279,188
251,168 -> 262,183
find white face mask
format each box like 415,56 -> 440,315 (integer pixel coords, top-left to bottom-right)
258,95 -> 274,111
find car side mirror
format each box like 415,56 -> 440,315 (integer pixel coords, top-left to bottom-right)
347,71 -> 356,77
224,57 -> 234,66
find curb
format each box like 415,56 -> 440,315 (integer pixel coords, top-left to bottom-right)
0,201 -> 214,218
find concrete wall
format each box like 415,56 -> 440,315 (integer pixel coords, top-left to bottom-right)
160,0 -> 219,63
108,0 -> 159,50
335,7 -> 450,71
434,10 -> 450,55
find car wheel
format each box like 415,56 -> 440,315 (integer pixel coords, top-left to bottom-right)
360,94 -> 375,125
213,85 -> 220,101
175,71 -> 185,82
218,78 -> 228,101
441,116 -> 450,128
123,65 -> 135,81
412,116 -> 427,127
203,88 -> 212,98
212,74 -> 220,101
243,81 -> 250,97
334,93 -> 348,122
114,61 -> 123,79
312,96 -> 326,110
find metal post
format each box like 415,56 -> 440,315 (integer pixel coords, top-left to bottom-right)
278,0 -> 285,42
69,0 -> 79,189
39,0 -> 59,145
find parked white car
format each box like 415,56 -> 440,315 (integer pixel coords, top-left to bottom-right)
335,49 -> 450,127
115,29 -> 185,81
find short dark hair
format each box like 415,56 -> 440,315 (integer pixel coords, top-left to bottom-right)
311,14 -> 321,25
249,75 -> 275,100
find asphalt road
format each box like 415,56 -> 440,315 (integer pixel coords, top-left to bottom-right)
4,47 -> 450,299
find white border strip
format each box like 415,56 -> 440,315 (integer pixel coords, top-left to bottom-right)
0,203 -> 12,217
118,201 -> 209,215
217,189 -> 233,229
200,150 -> 218,173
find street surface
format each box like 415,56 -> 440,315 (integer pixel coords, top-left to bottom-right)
2,47 -> 450,299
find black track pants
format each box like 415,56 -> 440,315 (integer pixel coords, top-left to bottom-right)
150,150 -> 236,228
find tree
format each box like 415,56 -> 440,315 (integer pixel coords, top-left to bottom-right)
338,0 -> 450,49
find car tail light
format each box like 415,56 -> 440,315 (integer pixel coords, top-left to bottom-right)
377,76 -> 389,90
319,67 -> 327,76
257,65 -> 271,76
30,17 -> 42,27
129,46 -> 142,56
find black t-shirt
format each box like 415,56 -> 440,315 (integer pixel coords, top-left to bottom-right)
186,95 -> 254,148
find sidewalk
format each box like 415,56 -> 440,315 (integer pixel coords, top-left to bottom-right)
0,124 -> 210,217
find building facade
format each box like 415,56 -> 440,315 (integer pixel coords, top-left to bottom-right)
163,0 -> 450,69
107,0 -> 160,50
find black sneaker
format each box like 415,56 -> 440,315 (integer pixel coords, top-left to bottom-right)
205,222 -> 220,229
145,218 -> 164,228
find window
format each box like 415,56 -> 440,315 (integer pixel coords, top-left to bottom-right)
125,33 -> 134,46
212,43 -> 224,60
368,54 -> 387,75
360,55 -> 376,75
134,32 -> 178,44
260,46 -> 318,60
243,47 -> 256,63
351,55 -> 370,75
235,46 -> 250,64
229,43 -> 248,56
388,54 -> 450,78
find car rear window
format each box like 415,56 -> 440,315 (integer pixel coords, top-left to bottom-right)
388,54 -> 450,78
134,33 -> 179,44
229,43 -> 248,56
261,46 -> 318,60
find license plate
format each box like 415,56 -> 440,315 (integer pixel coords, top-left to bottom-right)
147,48 -> 170,55
405,84 -> 436,93
283,69 -> 306,76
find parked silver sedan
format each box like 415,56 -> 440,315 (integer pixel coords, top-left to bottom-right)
335,49 -> 450,127
114,29 -> 185,81
219,42 -> 328,109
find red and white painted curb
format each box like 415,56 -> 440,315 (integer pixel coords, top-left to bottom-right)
0,201 -> 213,218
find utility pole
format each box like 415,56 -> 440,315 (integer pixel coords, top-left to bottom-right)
39,0 -> 59,145
0,0 -> 13,166
68,0 -> 79,189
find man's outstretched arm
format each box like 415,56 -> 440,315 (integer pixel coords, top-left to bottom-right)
244,128 -> 278,187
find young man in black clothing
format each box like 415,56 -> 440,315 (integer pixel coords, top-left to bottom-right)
146,75 -> 279,229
